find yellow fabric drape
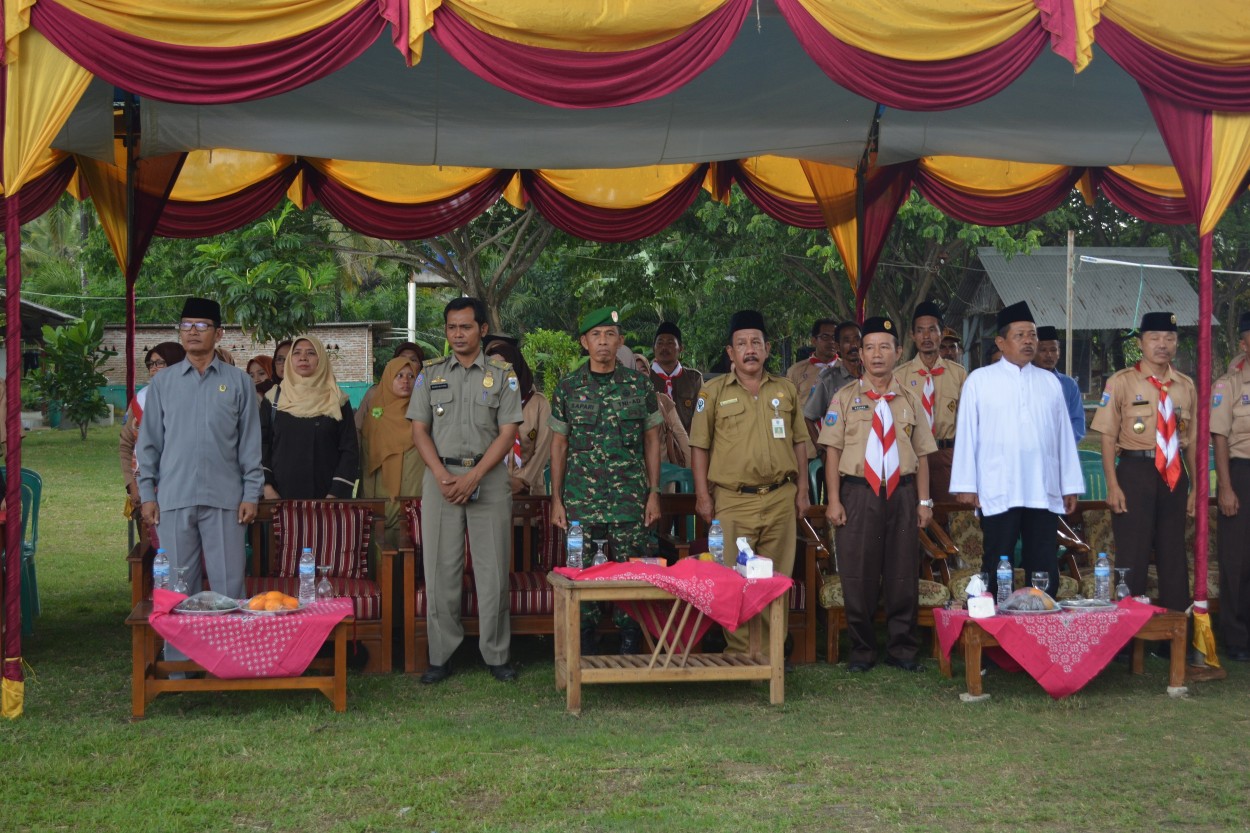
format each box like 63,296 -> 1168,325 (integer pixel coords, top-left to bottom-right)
170,150 -> 294,202
2,675 -> 23,719
1203,111 -> 1250,236
534,165 -> 700,209
502,173 -> 526,209
793,0 -> 1036,61
800,160 -> 859,289
441,0 -> 730,51
3,0 -> 37,61
1102,0 -> 1250,67
3,27 -> 91,195
74,145 -> 130,275
52,0 -> 363,47
306,159 -> 499,204
920,157 -> 1072,196
2,149 -> 66,196
1106,165 -> 1184,198
736,156 -> 821,204
1065,0 -> 1105,73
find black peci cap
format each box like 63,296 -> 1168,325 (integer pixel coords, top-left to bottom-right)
727,309 -> 767,343
996,301 -> 1034,332
1139,312 -> 1177,333
1035,325 -> 1059,341
912,301 -> 943,326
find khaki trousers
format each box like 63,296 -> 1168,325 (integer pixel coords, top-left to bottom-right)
713,482 -> 796,655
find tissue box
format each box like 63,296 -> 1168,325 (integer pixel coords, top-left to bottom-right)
967,595 -> 996,619
734,556 -> 773,579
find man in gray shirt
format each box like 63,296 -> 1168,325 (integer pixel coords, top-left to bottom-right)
137,297 -> 263,600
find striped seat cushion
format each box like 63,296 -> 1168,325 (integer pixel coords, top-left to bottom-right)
404,497 -> 481,574
412,572 -> 554,619
272,501 -> 373,579
244,576 -> 381,621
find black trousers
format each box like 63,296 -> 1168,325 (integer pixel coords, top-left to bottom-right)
1217,460 -> 1250,651
1112,457 -> 1190,612
836,479 -> 920,664
980,507 -> 1059,598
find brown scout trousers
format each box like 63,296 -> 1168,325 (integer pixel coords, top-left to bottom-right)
1111,457 -> 1190,612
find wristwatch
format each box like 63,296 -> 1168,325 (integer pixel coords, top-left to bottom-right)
918,499 -> 934,508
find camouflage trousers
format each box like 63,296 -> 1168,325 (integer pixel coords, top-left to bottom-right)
577,520 -> 655,628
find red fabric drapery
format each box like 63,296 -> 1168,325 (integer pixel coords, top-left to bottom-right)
0,158 -> 77,225
305,167 -> 512,240
776,0 -> 1048,111
1097,18 -> 1250,113
915,166 -> 1083,226
522,165 -> 708,242
1091,169 -> 1193,225
429,0 -> 750,108
31,0 -> 386,104
156,166 -> 298,238
718,161 -> 826,229
856,162 -> 917,320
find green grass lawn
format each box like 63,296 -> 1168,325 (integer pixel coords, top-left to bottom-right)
2,428 -> 1249,832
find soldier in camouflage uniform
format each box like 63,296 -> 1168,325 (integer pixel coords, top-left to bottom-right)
550,307 -> 663,654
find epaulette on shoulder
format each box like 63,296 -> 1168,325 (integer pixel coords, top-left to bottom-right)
423,356 -> 445,369
488,356 -> 511,370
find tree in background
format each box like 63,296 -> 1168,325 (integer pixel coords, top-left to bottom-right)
27,316 -> 116,440
520,328 -> 583,400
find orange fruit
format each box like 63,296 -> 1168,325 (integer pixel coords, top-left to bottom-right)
281,597 -> 299,610
264,590 -> 284,601
247,597 -> 266,611
264,600 -> 284,611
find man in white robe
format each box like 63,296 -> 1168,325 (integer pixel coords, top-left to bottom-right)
950,301 -> 1085,598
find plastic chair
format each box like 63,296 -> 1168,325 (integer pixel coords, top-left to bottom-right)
660,463 -> 694,493
0,467 -> 42,635
1081,458 -> 1108,501
808,458 -> 825,505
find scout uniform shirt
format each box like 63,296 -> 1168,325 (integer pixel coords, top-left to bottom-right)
1090,362 -> 1197,453
651,365 -> 703,433
550,364 -> 663,522
892,355 -> 966,442
689,372 -> 805,489
407,351 -> 524,460
786,358 -> 832,412
1212,357 -> 1250,460
817,378 -> 937,478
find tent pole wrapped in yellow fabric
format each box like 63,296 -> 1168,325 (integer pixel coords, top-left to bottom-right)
3,27 -> 91,195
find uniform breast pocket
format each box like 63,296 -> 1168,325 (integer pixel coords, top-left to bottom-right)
843,408 -> 874,445
567,400 -> 600,451
472,389 -> 500,428
1231,402 -> 1250,428
713,398 -> 747,441
430,388 -> 454,417
893,405 -> 917,439
619,395 -> 647,424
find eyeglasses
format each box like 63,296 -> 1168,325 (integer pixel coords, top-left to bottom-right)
274,356 -> 286,365
145,360 -> 166,370
813,333 -> 837,341
178,321 -> 214,332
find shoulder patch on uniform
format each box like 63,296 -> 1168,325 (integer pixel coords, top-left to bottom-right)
415,371 -> 424,388
1098,391 -> 1110,407
695,397 -> 706,413
824,412 -> 838,427
1213,394 -> 1223,407
508,376 -> 518,391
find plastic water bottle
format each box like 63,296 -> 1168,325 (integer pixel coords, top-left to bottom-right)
708,520 -> 725,565
298,548 -> 316,605
1094,552 -> 1112,602
151,548 -> 170,595
996,555 -> 1013,606
566,521 -> 584,569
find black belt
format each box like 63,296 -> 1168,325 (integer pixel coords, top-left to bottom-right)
1118,449 -> 1155,460
843,474 -> 915,494
440,455 -> 483,468
734,474 -> 796,495
1231,458 -> 1250,467
935,439 -> 955,450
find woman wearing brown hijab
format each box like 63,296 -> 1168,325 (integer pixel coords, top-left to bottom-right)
360,357 -> 426,546
247,355 -> 275,402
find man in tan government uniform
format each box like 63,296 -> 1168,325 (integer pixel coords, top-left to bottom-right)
1211,311 -> 1250,661
691,309 -> 810,655
1090,311 -> 1197,614
650,321 -> 703,434
893,300 -> 965,502
409,297 -> 524,684
820,316 -> 936,672
786,318 -> 839,457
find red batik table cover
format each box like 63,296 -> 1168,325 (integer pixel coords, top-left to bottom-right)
150,589 -> 352,679
934,599 -> 1165,699
554,560 -> 792,652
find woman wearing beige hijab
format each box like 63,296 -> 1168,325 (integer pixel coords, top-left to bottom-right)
360,357 -> 426,546
261,335 -> 359,499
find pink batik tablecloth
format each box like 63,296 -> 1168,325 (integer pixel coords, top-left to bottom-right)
554,559 -> 792,651
150,588 -> 352,679
934,598 -> 1166,698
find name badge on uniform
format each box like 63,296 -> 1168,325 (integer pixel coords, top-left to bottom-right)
772,417 -> 786,439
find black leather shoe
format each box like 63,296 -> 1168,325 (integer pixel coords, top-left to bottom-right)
885,656 -> 925,673
847,661 -> 873,673
1226,647 -> 1250,662
488,663 -> 518,682
420,664 -> 452,685
619,628 -> 643,655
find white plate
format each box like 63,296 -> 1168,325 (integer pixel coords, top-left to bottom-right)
1059,599 -> 1118,612
238,600 -> 308,615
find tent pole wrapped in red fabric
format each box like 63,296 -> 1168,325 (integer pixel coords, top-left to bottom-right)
521,166 -> 708,242
31,0 -> 388,104
429,0 -> 751,109
776,0 -> 1048,111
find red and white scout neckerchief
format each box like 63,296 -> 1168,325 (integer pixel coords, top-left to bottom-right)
651,361 -> 684,397
863,389 -> 900,499
916,365 -> 944,434
511,430 -> 524,470
808,356 -> 835,370
1141,365 -> 1181,491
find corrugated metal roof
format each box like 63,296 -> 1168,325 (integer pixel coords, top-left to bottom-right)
975,247 -> 1209,330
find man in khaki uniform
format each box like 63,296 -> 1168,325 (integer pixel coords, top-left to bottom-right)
650,322 -> 703,434
1211,311 -> 1250,661
787,318 -> 838,459
893,301 -> 966,501
820,316 -> 937,672
691,310 -> 810,655
1090,311 -> 1197,613
409,297 -> 523,684
939,327 -> 963,364
804,322 -> 862,448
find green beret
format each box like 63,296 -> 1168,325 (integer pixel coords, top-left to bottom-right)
579,307 -> 621,335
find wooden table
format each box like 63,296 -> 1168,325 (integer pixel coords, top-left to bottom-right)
938,610 -> 1188,698
548,573 -> 785,715
126,602 -> 354,719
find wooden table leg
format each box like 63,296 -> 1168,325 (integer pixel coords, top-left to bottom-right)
553,584 -> 567,691
964,630 -> 984,698
131,623 -> 149,720
332,622 -> 348,713
1169,626 -> 1186,689
563,586 -> 582,715
768,596 -> 785,705
1131,637 -> 1146,675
